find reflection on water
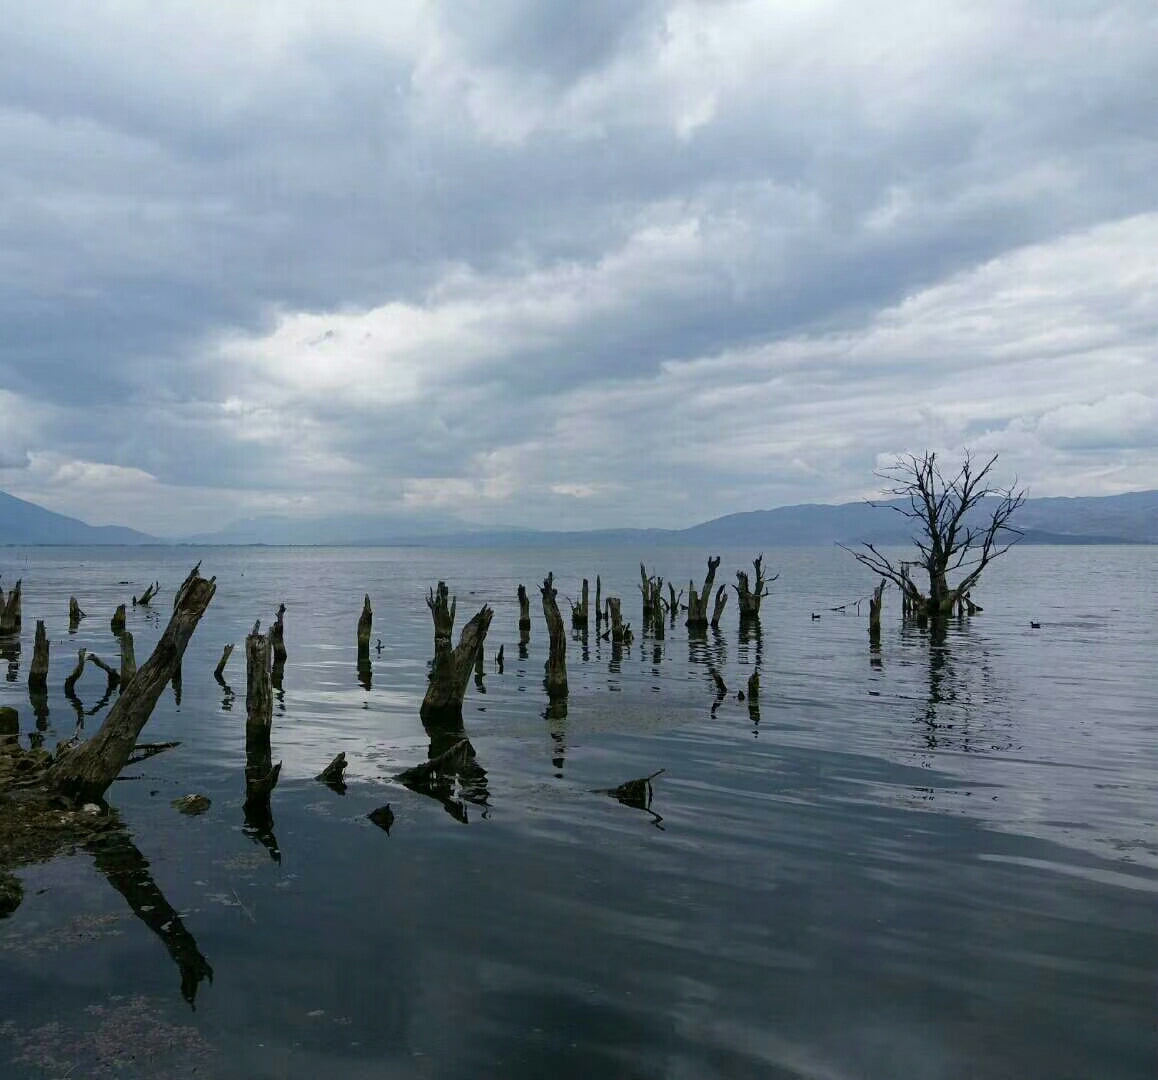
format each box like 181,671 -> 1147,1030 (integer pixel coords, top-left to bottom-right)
0,544 -> 1156,1079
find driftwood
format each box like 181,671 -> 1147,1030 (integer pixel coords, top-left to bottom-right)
28,621 -> 49,692
119,630 -> 137,688
516,584 -> 531,637
421,605 -> 494,721
0,581 -> 21,634
214,643 -> 234,681
110,604 -> 126,636
710,585 -> 729,630
47,565 -> 217,804
570,578 -> 590,629
69,596 -> 86,631
541,573 -> 568,700
734,554 -> 777,620
428,582 -> 457,649
357,595 -> 373,659
133,581 -> 160,607
686,556 -> 721,628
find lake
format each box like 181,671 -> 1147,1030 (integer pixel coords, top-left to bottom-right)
1,544 -> 1155,1079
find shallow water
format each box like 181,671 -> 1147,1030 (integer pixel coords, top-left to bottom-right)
0,544 -> 1155,1079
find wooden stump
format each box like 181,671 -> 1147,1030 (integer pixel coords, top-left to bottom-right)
570,578 -> 590,629
133,581 -> 160,607
357,594 -> 373,659
28,620 -> 49,692
213,643 -> 234,681
516,584 -> 531,634
734,554 -> 777,621
668,582 -> 683,625
0,580 -> 22,635
595,576 -> 602,627
709,585 -> 729,630
244,624 -> 281,813
69,596 -> 86,631
47,565 -> 217,804
119,630 -> 137,689
607,597 -> 633,646
428,582 -> 457,651
868,579 -> 885,640
685,556 -> 721,629
110,604 -> 126,636
421,605 -> 494,721
541,573 -> 568,700
270,603 -> 287,666
64,649 -> 88,697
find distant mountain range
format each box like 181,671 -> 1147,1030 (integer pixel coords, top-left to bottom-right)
1,487 -> 1156,548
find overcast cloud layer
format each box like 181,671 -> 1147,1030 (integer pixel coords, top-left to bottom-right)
1,0 -> 1156,535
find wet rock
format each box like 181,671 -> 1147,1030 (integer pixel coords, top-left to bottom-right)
171,794 -> 211,816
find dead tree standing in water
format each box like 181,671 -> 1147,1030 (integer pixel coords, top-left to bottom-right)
0,581 -> 23,634
868,579 -> 885,641
570,579 -> 590,630
516,584 -> 531,642
734,555 -> 777,622
685,556 -> 721,629
110,604 -> 126,636
422,606 -> 494,721
244,623 -> 281,814
357,595 -> 373,658
709,586 -> 729,631
29,621 -> 49,692
541,573 -> 568,700
69,596 -> 86,632
841,450 -> 1025,620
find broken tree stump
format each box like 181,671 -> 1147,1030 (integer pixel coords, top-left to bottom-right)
710,585 -> 729,630
0,581 -> 22,635
606,597 -> 633,646
110,604 -> 126,636
541,573 -> 568,700
119,630 -> 137,688
869,579 -> 885,640
686,556 -> 721,629
28,620 -> 49,692
317,752 -> 348,793
133,581 -> 160,607
516,584 -> 532,636
595,575 -> 602,627
570,578 -> 590,629
47,565 -> 217,804
421,605 -> 494,721
668,582 -> 683,625
427,582 -> 457,653
69,596 -> 86,631
244,623 -> 282,813
214,643 -> 234,681
734,554 -> 778,621
270,603 -> 287,665
357,594 -> 373,660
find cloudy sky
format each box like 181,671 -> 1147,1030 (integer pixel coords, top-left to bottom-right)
0,0 -> 1155,536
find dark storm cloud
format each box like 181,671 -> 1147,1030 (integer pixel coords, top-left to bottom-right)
0,1 -> 1155,532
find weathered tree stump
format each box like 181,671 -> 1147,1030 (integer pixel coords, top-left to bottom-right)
244,624 -> 282,814
428,582 -> 457,653
606,597 -> 633,646
710,585 -> 729,630
685,556 -> 721,628
570,578 -> 590,629
317,752 -> 348,793
734,554 -> 778,621
110,604 -> 127,636
119,630 -> 137,689
541,573 -> 568,700
270,603 -> 287,666
868,579 -> 885,640
496,644 -> 504,673
0,581 -> 22,635
357,594 -> 373,660
68,596 -> 86,631
421,605 -> 494,721
47,565 -> 217,804
133,581 -> 160,607
214,643 -> 234,681
668,582 -> 683,625
595,576 -> 602,626
28,620 -> 49,692
516,584 -> 531,636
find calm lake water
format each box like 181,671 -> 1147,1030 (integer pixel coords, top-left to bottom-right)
0,544 -> 1155,1079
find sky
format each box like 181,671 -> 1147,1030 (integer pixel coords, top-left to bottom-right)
0,0 -> 1155,537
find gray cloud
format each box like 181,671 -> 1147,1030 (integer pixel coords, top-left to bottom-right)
0,1 -> 1156,534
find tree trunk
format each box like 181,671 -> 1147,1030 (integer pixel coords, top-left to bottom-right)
214,643 -> 234,680
421,605 -> 494,721
110,604 -> 126,636
64,649 -> 87,697
595,576 -> 602,627
516,584 -> 531,634
541,573 -> 568,700
270,603 -> 287,665
868,579 -> 885,641
734,555 -> 777,620
69,596 -> 86,632
685,556 -> 720,628
428,582 -> 457,650
119,630 -> 137,689
0,581 -> 22,635
47,566 -> 217,803
570,579 -> 589,629
244,625 -> 281,813
28,620 -> 49,692
710,585 -> 729,630
357,594 -> 373,659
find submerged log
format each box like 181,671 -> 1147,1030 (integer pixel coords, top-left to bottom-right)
47,566 -> 217,804
599,769 -> 665,811
570,578 -> 590,629
68,596 -> 86,631
428,582 -> 457,649
213,643 -> 234,681
357,595 -> 373,659
28,621 -> 49,692
709,585 -> 729,631
734,554 -> 778,620
686,556 -> 721,628
541,573 -> 568,700
110,604 -> 126,636
119,630 -> 137,688
0,581 -> 22,635
421,605 -> 494,721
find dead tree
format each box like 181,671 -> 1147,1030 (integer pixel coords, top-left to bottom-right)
119,630 -> 137,687
270,603 -> 287,666
606,597 -> 633,646
244,623 -> 281,813
570,578 -> 590,630
667,582 -> 683,625
110,604 -> 126,636
595,576 -> 602,627
639,565 -> 664,620
685,556 -> 721,629
47,565 -> 217,804
0,581 -> 21,634
541,573 -> 568,700
427,582 -> 458,652
421,605 -> 494,721
868,580 -> 885,641
133,581 -> 160,607
214,643 -> 234,681
69,596 -> 86,631
841,450 -> 1026,618
516,584 -> 531,636
734,555 -> 778,621
357,595 -> 373,660
709,585 -> 729,630
28,620 -> 49,692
